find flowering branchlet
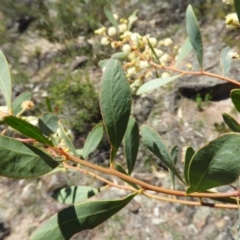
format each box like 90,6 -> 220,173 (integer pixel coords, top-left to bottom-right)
94,11 -> 181,89
95,5 -> 240,93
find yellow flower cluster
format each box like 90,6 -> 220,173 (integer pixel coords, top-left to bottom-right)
94,12 -> 178,90
222,0 -> 240,29
225,13 -> 240,29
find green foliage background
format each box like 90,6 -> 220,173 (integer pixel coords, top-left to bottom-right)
48,71 -> 100,133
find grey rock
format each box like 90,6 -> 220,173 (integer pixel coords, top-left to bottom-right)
19,55 -> 29,65
70,56 -> 89,71
163,90 -> 180,113
20,183 -> 36,205
193,207 -> 211,229
176,75 -> 237,100
133,95 -> 155,123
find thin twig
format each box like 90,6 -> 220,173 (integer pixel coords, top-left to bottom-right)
143,192 -> 238,209
63,160 -> 239,209
65,154 -> 240,199
63,162 -> 136,192
150,61 -> 240,87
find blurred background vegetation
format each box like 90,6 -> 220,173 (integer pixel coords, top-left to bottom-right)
0,0 -> 234,135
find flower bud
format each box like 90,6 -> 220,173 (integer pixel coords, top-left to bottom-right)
94,27 -> 106,35
21,100 -> 35,110
161,72 -> 170,78
111,42 -> 118,48
186,63 -> 192,69
142,35 -> 150,44
139,60 -> 149,69
122,44 -> 132,53
108,26 -> 117,37
145,71 -> 153,78
154,48 -> 163,57
149,37 -> 157,47
113,14 -> 119,20
131,32 -> 140,46
23,116 -> 38,126
101,37 -> 110,46
127,67 -> 136,77
128,52 -> 136,61
225,13 -> 239,29
120,18 -> 127,24
163,38 -> 173,47
160,54 -> 171,65
119,23 -> 128,33
120,31 -> 132,39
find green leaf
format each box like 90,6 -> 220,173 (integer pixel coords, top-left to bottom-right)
187,133 -> 240,193
136,75 -> 181,95
169,145 -> 178,189
38,113 -> 59,137
220,46 -> 232,77
98,59 -> 109,68
141,125 -> 183,183
0,51 -> 12,113
12,91 -> 32,115
30,193 -> 136,240
235,0 -> 240,22
100,58 -> 131,163
186,5 -> 203,68
155,68 -> 160,78
76,149 -> 83,156
222,113 -> 240,132
183,146 -> 195,185
82,123 -> 104,159
58,121 -> 78,157
45,97 -> 53,112
123,117 -> 139,175
231,89 -> 240,113
4,116 -> 53,146
0,135 -> 58,178
175,37 -> 193,66
112,52 -> 128,59
147,38 -> 160,64
53,186 -> 101,204
115,162 -> 139,189
104,7 -> 119,31
170,145 -> 178,164
128,10 -> 139,30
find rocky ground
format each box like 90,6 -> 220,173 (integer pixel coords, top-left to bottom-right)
1,1 -> 240,240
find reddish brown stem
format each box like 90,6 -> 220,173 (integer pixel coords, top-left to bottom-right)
68,154 -> 240,199
150,61 -> 240,87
